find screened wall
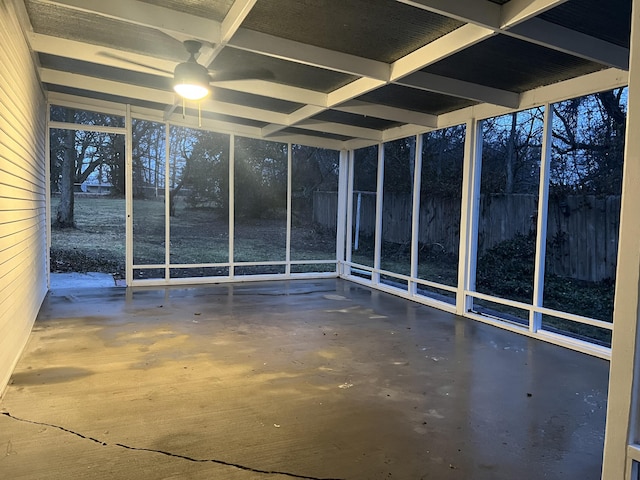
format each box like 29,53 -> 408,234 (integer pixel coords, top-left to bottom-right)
47,87 -> 625,358
49,105 -> 340,286
342,88 -> 626,359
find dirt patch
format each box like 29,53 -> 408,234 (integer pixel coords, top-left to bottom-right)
50,248 -> 125,280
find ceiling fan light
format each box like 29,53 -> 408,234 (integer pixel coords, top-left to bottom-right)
174,83 -> 209,100
173,61 -> 210,100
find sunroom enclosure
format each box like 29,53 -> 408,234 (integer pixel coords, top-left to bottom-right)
6,0 -> 640,477
49,81 -> 625,360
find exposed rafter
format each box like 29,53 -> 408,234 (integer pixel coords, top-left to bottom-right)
37,0 -> 222,44
210,80 -> 326,106
395,0 -> 627,71
332,100 -> 438,128
395,0 -> 501,29
505,18 -> 630,70
262,78 -> 387,137
294,120 -> 383,142
389,23 -> 496,80
395,72 -> 520,108
199,0 -> 258,68
395,0 -> 568,29
40,68 -> 288,124
221,0 -> 258,44
29,33 -> 175,76
228,29 -> 390,80
500,0 -> 568,28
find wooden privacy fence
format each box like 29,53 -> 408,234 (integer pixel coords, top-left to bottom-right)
313,191 -> 621,282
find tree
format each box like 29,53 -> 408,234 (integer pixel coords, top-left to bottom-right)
353,145 -> 378,192
182,130 -> 230,211
50,106 -> 126,228
481,107 -> 544,194
104,134 -> 125,195
291,145 -> 339,224
132,119 -> 165,199
383,136 -> 415,194
51,127 -> 77,228
421,124 -> 466,197
167,126 -> 196,216
291,144 -> 339,197
233,136 -> 288,219
551,88 -> 626,195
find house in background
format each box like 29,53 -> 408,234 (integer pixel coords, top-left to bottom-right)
2,0 -> 640,478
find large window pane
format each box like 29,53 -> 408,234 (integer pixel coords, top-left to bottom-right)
291,145 -> 339,267
380,137 -> 415,287
351,145 -> 378,269
542,88 -> 626,345
234,137 -> 287,269
49,127 -> 125,280
168,127 -> 230,270
132,119 -> 165,266
475,108 -> 544,320
418,125 -> 466,300
50,105 -> 124,128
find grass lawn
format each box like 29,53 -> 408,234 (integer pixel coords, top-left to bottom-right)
51,196 -> 612,345
50,196 -> 126,277
51,195 -> 337,278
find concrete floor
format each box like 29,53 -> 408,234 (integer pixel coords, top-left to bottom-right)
0,279 -> 609,479
50,272 -> 124,289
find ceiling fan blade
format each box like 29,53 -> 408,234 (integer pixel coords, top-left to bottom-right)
96,51 -> 174,75
209,68 -> 275,83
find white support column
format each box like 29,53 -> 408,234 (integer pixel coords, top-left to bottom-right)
125,104 -> 133,286
410,134 -> 423,296
229,134 -> 235,279
344,150 -> 354,276
602,1 -> 640,477
456,119 -> 482,315
531,103 -> 553,332
164,123 -> 171,282
373,143 -> 384,285
285,143 -> 292,275
336,149 -> 349,275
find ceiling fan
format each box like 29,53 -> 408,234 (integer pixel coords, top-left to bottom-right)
99,40 -> 274,101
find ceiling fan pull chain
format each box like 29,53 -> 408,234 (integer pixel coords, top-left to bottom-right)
198,102 -> 202,128
182,97 -> 186,119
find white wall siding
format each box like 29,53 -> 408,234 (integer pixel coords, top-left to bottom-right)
0,0 -> 47,396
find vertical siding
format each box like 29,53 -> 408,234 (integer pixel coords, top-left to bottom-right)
0,1 -> 47,395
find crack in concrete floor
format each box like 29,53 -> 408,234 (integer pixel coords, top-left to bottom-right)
1,411 -> 345,480
1,280 -> 611,479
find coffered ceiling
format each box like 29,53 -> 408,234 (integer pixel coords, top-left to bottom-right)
20,0 -> 632,149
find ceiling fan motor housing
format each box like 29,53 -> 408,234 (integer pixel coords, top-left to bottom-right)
173,41 -> 211,100
173,60 -> 210,85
